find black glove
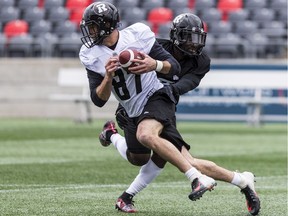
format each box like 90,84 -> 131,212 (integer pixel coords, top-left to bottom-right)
115,106 -> 129,130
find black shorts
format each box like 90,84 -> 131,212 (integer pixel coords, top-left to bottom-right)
123,86 -> 190,154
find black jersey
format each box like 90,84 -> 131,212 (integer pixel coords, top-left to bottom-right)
156,38 -> 211,96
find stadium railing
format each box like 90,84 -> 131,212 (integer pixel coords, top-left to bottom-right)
178,64 -> 287,126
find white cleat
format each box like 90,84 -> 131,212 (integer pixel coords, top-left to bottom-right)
188,175 -> 217,201
240,172 -> 261,215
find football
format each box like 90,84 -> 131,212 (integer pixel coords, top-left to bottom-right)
118,49 -> 143,69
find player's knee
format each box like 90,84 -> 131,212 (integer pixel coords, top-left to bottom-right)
127,152 -> 150,166
136,132 -> 156,149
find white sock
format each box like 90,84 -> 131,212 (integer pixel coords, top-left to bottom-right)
110,133 -> 128,160
126,159 -> 163,196
231,172 -> 246,189
185,167 -> 202,182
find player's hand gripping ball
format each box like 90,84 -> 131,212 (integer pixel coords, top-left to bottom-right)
119,49 -> 143,71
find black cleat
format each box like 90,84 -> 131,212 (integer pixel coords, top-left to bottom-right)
99,120 -> 118,147
115,197 -> 137,213
240,172 -> 261,215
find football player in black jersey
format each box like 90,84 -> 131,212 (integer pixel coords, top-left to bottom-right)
99,13 -> 260,215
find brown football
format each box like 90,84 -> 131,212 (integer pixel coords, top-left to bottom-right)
119,49 -> 142,69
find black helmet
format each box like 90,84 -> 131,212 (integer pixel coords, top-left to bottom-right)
80,2 -> 120,48
170,13 -> 207,56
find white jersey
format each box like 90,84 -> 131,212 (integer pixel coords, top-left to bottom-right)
79,23 -> 163,117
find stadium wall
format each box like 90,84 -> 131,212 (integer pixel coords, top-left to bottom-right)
0,58 -> 286,122
0,58 -> 118,120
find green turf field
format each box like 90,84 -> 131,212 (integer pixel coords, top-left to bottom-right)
0,119 -> 287,216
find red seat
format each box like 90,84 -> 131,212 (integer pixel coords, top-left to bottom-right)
66,0 -> 92,11
69,7 -> 85,25
4,20 -> 28,38
203,21 -> 208,32
188,0 -> 195,8
38,0 -> 44,7
147,7 -> 173,34
218,0 -> 243,20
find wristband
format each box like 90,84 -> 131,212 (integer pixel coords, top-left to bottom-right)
155,60 -> 163,72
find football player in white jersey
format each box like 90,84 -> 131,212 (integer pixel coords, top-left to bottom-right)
98,12 -> 260,215
79,1 -> 217,212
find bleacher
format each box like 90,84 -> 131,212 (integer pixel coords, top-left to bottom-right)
0,0 -> 287,58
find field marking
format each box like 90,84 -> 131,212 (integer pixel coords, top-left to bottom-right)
0,176 -> 287,194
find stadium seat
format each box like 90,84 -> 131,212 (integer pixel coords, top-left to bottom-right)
4,20 -> 28,38
53,20 -> 77,37
147,7 -> 173,34
214,33 -> 244,58
44,0 -> 64,9
157,22 -> 172,39
7,34 -> 33,57
46,7 -> 70,24
234,20 -> 258,37
250,8 -> 275,26
194,0 -> 216,13
269,0 -> 287,10
228,9 -> 248,23
276,8 -> 288,22
65,0 -> 92,11
33,32 -> 58,56
267,38 -> 287,58
38,0 -> 44,7
244,0 -> 267,10
245,33 -> 269,58
166,0 -> 189,10
17,0 -> 39,10
0,0 -> 15,7
203,21 -> 208,32
203,34 -> 216,57
117,0 -> 140,10
188,0 -> 195,8
200,8 -> 222,24
69,8 -> 85,25
92,0 -> 114,3
256,20 -> 287,58
56,32 -> 82,57
173,7 -> 195,17
141,0 -> 164,11
0,7 -> 20,25
121,7 -> 146,26
22,7 -> 45,24
218,0 -> 242,11
207,21 -> 232,37
29,20 -> 52,37
260,21 -> 286,38
217,0 -> 243,20
0,33 -> 7,57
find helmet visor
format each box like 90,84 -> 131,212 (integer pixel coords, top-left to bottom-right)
178,29 -> 207,55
